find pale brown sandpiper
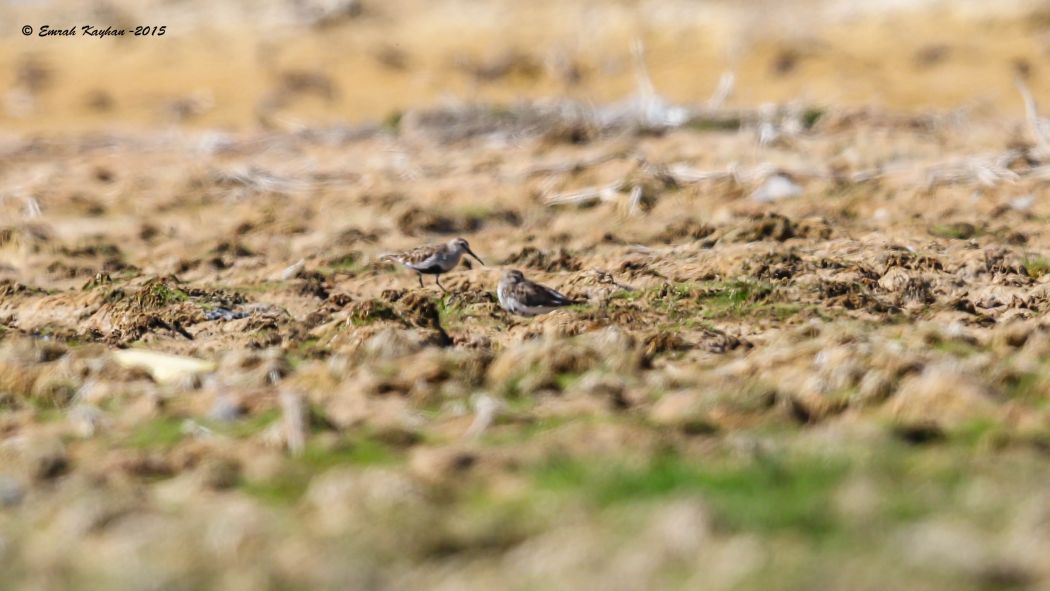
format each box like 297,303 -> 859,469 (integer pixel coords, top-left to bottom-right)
497,269 -> 582,316
380,237 -> 485,291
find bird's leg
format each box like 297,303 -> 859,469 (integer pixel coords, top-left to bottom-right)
417,273 -> 424,289
435,275 -> 447,293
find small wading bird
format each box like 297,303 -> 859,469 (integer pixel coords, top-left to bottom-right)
380,237 -> 485,291
497,269 -> 582,316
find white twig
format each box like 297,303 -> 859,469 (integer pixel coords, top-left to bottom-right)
922,154 -> 1020,188
464,394 -> 502,439
597,40 -> 690,129
23,197 -> 41,219
181,419 -> 215,439
280,259 -> 306,280
631,39 -> 657,103
279,390 -> 307,456
707,72 -> 736,110
666,164 -> 735,184
216,166 -> 311,195
1016,77 -> 1050,150
544,180 -> 624,206
626,184 -> 644,216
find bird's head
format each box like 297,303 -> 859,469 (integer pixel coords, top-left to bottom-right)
449,237 -> 484,265
502,269 -> 525,283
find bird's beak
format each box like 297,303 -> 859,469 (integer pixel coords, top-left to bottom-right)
466,249 -> 485,266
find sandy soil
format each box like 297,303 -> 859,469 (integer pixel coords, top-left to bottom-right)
3,0 -> 1050,131
4,1 -> 1050,590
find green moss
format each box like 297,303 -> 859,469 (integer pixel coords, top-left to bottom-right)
929,222 -> 977,240
305,436 -> 398,467
610,289 -> 644,301
33,407 -> 66,423
685,115 -> 743,132
862,445 -> 972,522
554,372 -> 582,390
382,110 -> 403,132
499,389 -> 535,412
534,451 -> 848,534
1023,255 -> 1050,279
948,419 -> 1005,447
631,280 -> 801,323
697,280 -> 779,319
239,472 -> 307,506
764,303 -> 803,320
324,252 -> 361,272
239,434 -> 399,505
458,205 -> 493,220
929,337 -> 982,358
801,108 -> 825,129
437,299 -> 465,325
286,337 -> 329,366
209,408 -> 281,438
1005,371 -> 1046,404
349,301 -> 399,326
126,416 -> 186,449
702,280 -> 770,304
141,281 -> 190,306
478,415 -> 575,446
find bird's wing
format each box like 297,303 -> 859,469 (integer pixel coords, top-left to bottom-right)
387,245 -> 440,266
518,280 -> 576,307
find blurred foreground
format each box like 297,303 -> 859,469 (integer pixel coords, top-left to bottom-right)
3,1 -> 1050,590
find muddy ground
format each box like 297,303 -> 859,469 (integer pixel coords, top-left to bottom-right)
6,1 -> 1050,590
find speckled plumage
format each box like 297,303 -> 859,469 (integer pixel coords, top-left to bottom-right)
497,269 -> 580,316
381,237 -> 484,290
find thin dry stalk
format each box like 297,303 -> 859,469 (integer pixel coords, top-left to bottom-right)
707,72 -> 736,110
279,390 -> 307,456
520,151 -> 623,179
464,394 -> 502,439
1016,77 -> 1050,151
216,166 -> 311,196
544,180 -> 624,206
921,153 -> 1020,188
666,164 -> 735,184
626,184 -> 644,217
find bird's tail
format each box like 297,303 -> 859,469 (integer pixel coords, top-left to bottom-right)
557,293 -> 586,306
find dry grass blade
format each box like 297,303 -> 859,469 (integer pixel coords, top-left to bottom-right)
1016,76 -> 1050,151
520,151 -> 624,179
707,71 -> 736,110
280,259 -> 306,280
23,197 -> 41,219
922,154 -> 1020,188
626,184 -> 644,217
544,180 -> 625,206
667,164 -> 736,184
215,166 -> 311,195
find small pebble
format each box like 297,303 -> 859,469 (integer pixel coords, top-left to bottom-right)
0,476 -> 25,507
